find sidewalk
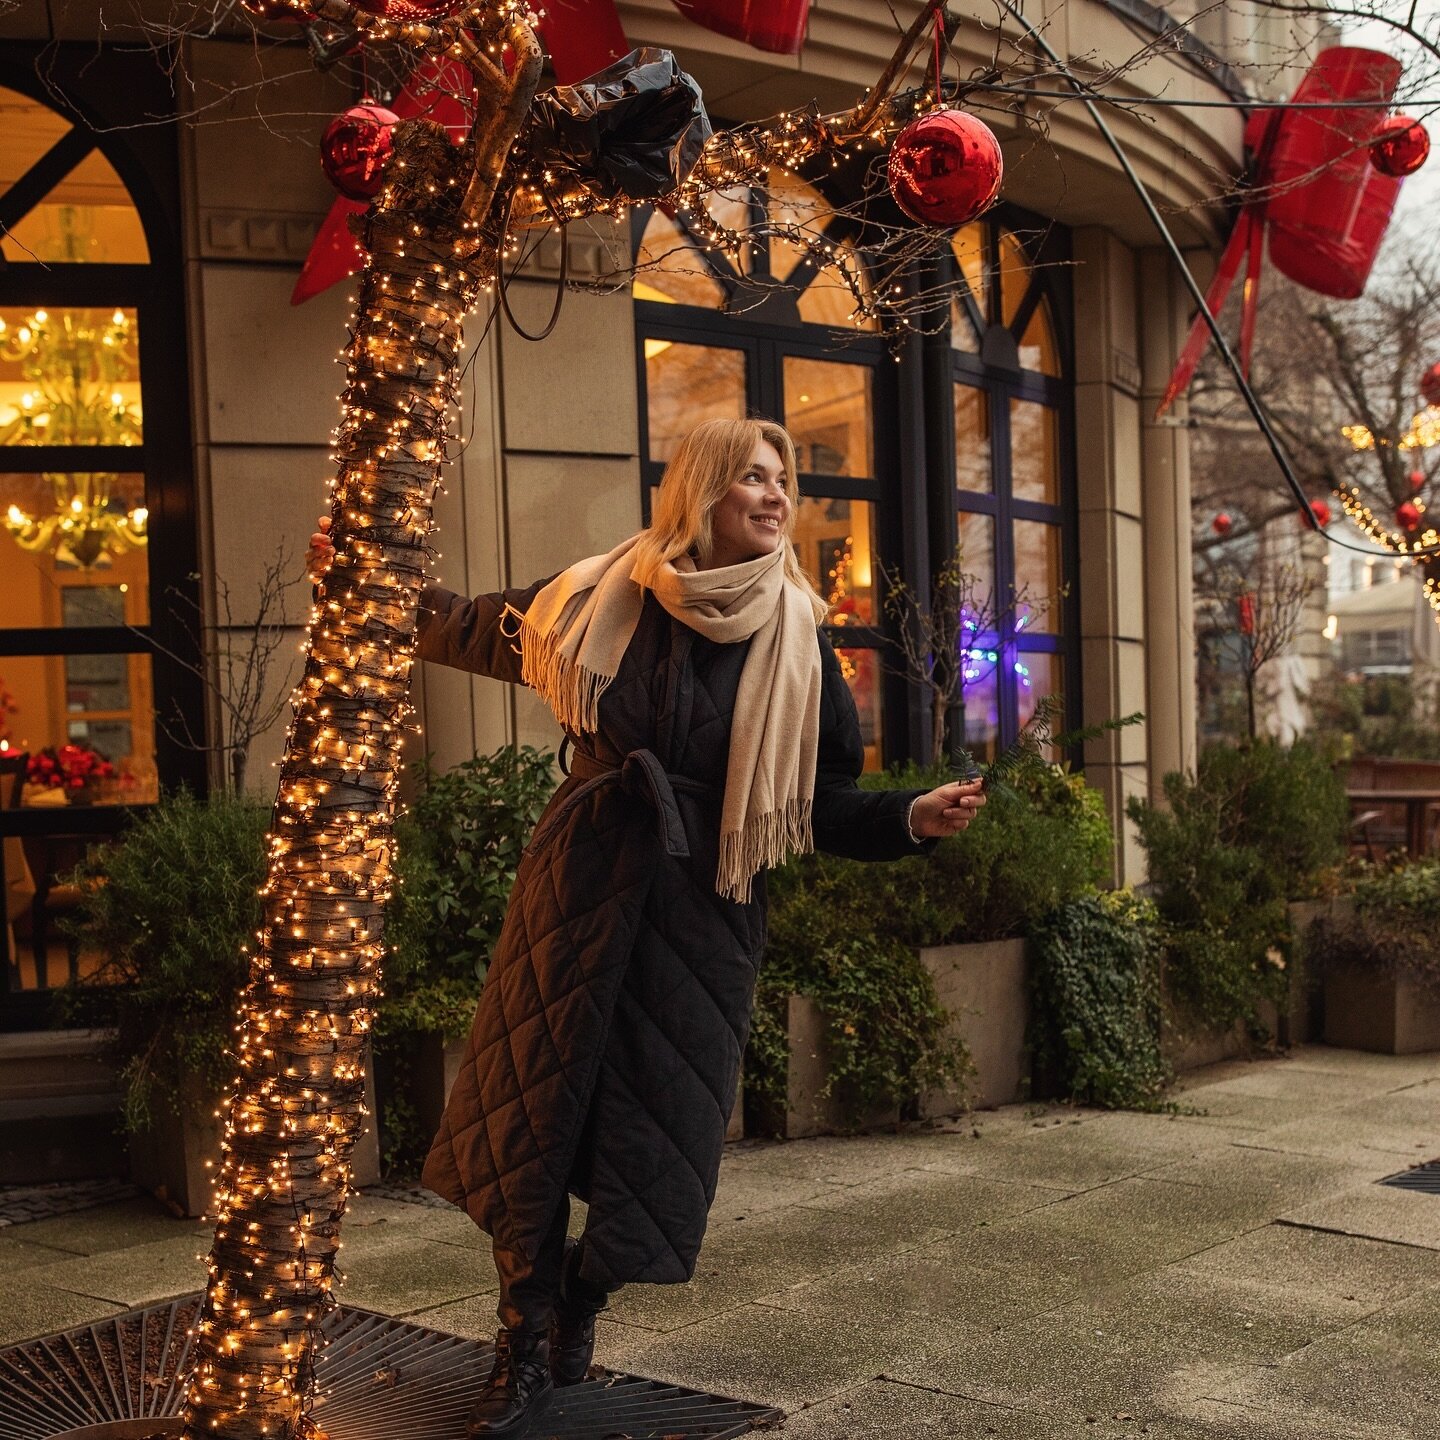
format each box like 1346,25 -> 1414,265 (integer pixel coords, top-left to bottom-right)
2,1044 -> 1438,1438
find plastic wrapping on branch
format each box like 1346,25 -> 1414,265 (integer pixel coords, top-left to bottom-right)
524,48 -> 712,203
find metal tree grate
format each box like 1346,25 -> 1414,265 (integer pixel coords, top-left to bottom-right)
1379,1159 -> 1440,1194
0,1295 -> 782,1440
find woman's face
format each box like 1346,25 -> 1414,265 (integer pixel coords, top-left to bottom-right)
704,439 -> 791,570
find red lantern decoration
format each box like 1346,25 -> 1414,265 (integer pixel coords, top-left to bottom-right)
1370,114 -> 1431,178
1309,499 -> 1332,528
1237,593 -> 1256,635
1160,48 -> 1406,415
320,104 -> 399,202
1397,500 -> 1422,532
1410,469 -> 1427,494
348,0 -> 470,19
1212,512 -> 1233,536
1421,362 -> 1440,408
887,109 -> 1003,228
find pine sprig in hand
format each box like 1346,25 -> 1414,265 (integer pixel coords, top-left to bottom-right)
950,697 -> 1144,790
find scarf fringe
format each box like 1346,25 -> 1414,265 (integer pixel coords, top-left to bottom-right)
519,614 -> 614,734
717,799 -> 814,904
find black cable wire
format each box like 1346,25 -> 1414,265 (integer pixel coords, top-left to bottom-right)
994,0 -> 1440,563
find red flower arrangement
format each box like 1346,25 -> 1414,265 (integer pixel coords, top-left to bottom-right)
27,742 -> 116,791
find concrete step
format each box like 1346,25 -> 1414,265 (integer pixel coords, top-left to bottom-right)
0,1029 -> 121,1107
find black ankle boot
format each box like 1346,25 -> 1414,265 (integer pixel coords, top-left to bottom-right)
550,1238 -> 609,1387
465,1327 -> 554,1438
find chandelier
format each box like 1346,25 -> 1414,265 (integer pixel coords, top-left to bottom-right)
0,304 -> 148,569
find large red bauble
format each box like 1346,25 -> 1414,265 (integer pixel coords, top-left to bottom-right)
1212,512 -> 1233,536
321,104 -> 399,202
1421,362 -> 1440,408
1370,115 -> 1430,177
1396,500 -> 1422,532
1309,499 -> 1332,528
887,109 -> 1003,228
348,0 -> 470,19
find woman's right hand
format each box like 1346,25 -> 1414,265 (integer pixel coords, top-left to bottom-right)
306,515 -> 335,584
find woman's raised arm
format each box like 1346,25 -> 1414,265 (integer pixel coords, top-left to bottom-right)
306,515 -> 552,686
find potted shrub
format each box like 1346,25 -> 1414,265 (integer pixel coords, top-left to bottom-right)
751,759 -> 1113,1135
1028,890 -> 1170,1109
58,789 -> 371,1215
1307,861 -> 1440,1054
1127,741 -> 1348,1068
375,746 -> 555,1175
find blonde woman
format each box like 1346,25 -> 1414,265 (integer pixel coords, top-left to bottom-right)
308,417 -> 984,1439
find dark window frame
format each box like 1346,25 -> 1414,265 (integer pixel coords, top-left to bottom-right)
936,207 -> 1081,758
0,47 -> 203,1025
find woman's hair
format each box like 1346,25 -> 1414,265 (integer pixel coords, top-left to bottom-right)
632,417 -> 826,617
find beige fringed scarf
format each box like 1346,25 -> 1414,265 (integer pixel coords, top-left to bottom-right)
516,534 -> 823,902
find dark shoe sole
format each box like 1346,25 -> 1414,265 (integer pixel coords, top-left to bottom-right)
465,1379 -> 554,1439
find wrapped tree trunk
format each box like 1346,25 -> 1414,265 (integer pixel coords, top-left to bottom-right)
181,31 -> 540,1439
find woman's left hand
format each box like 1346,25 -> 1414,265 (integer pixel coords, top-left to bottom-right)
909,778 -> 986,839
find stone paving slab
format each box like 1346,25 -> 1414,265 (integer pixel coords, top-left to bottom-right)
7,1232 -> 208,1309
2,1045 -> 1438,1440
0,1275 -> 124,1348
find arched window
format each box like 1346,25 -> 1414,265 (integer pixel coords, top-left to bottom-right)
947,216 -> 1075,760
0,67 -> 198,1016
634,172 -> 893,770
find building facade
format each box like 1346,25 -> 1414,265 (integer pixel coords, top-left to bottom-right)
0,0 -> 1291,1026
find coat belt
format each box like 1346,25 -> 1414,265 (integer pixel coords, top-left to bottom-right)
530,747 -> 710,860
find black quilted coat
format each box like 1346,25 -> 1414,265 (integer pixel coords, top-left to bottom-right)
418,576 -> 928,1288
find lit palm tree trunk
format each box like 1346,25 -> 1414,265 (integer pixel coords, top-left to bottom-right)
181,69 -> 535,1436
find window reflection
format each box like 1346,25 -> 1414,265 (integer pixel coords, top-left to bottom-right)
960,662 -> 999,763
0,473 -> 151,614
784,357 -> 873,476
1010,398 -> 1058,504
1019,296 -> 1060,376
835,647 -> 883,772
956,510 -> 994,601
0,89 -> 149,265
951,223 -> 986,318
635,210 -> 726,309
795,496 -> 874,625
954,384 -> 991,494
1017,652 -> 1062,751
646,343 -> 747,462
1013,520 -> 1063,634
3,650 -> 156,806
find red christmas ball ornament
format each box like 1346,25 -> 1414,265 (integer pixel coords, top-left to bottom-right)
320,103 -> 399,202
348,0 -> 471,19
1396,500 -> 1422,532
1421,362 -> 1440,408
1370,115 -> 1431,178
1212,512 -> 1233,536
887,109 -> 1003,228
1410,468 -> 1427,493
1308,499 -> 1332,528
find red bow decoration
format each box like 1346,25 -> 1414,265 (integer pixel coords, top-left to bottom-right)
1158,47 -> 1408,417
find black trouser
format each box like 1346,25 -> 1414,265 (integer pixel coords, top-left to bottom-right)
492,1195 -> 617,1331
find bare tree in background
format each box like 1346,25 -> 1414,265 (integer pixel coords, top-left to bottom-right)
1196,554 -> 1318,740
878,554 -> 1061,768
155,546 -> 305,794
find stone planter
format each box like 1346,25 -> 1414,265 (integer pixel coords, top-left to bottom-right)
783,994 -> 899,1139
1323,970 -> 1440,1054
129,1056 -> 381,1216
1287,897 -> 1353,1046
917,938 -> 1029,1114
